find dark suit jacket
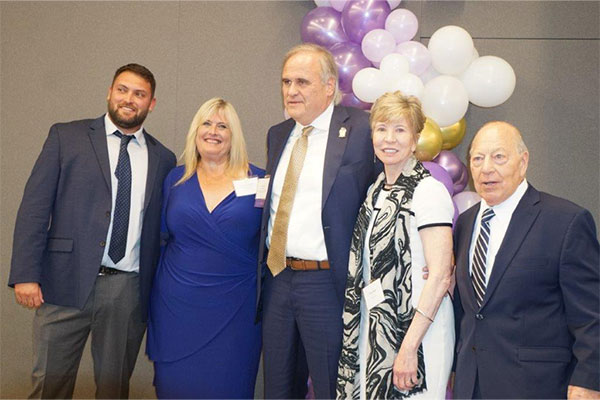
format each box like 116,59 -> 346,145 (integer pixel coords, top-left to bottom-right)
8,116 -> 176,321
453,184 -> 599,399
257,105 -> 377,313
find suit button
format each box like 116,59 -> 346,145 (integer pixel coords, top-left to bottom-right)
475,313 -> 484,320
105,211 -> 111,218
100,240 -> 106,247
472,346 -> 476,352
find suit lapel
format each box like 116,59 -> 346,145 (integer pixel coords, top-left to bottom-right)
322,106 -> 350,209
143,131 -> 160,210
481,185 -> 541,308
267,119 -> 296,178
457,204 -> 480,311
88,116 -> 111,191
260,119 -> 295,237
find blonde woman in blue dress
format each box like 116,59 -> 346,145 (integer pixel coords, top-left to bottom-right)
337,91 -> 454,399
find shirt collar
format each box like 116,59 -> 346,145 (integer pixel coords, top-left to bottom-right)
479,178 -> 529,219
104,113 -> 146,145
292,101 -> 335,136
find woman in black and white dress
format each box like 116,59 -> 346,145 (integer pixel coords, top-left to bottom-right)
337,91 -> 454,399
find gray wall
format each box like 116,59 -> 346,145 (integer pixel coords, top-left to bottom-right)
1,1 -> 598,398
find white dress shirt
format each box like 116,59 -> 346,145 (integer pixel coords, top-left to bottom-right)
266,102 -> 334,261
468,179 -> 529,284
101,114 -> 148,272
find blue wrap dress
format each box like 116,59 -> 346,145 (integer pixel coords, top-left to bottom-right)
147,164 -> 264,399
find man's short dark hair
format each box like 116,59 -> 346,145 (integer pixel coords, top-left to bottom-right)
112,63 -> 156,96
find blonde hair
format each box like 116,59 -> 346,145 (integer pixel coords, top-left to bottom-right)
370,91 -> 426,142
283,43 -> 341,104
176,98 -> 249,185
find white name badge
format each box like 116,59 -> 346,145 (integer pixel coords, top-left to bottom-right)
363,278 -> 385,310
233,177 -> 258,196
254,176 -> 270,208
374,190 -> 387,210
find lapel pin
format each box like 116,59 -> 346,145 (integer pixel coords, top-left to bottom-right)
338,127 -> 347,138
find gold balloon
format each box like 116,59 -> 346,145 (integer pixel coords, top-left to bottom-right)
415,118 -> 443,161
440,118 -> 467,150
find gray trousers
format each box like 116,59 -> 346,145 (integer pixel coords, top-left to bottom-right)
30,272 -> 146,399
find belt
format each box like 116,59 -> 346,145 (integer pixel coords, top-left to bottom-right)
98,265 -> 127,276
286,257 -> 330,271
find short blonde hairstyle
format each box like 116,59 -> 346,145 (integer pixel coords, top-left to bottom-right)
176,98 -> 249,185
370,91 -> 426,142
283,43 -> 341,104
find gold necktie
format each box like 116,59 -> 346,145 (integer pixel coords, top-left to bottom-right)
267,125 -> 314,276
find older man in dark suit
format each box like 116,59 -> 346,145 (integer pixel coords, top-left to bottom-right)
8,63 -> 176,399
257,44 -> 377,399
453,121 -> 599,399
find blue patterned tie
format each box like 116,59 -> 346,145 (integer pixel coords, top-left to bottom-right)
108,130 -> 133,264
471,207 -> 495,307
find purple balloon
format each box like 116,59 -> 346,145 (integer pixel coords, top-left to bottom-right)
331,42 -> 372,92
452,200 -> 459,230
395,40 -> 431,76
342,0 -> 391,44
301,7 -> 349,49
434,151 -> 469,194
340,91 -> 372,110
453,191 -> 481,214
433,150 -> 463,182
385,8 -> 419,43
422,161 -> 454,196
361,28 -> 396,63
453,164 -> 469,193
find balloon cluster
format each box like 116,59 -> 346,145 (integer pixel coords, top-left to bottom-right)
300,0 -> 514,216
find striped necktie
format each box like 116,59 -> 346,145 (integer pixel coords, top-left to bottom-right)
471,207 -> 495,307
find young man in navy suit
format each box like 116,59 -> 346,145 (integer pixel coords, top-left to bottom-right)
453,121 -> 599,399
9,64 -> 176,398
257,44 -> 377,399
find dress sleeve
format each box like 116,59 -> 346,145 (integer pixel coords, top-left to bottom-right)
412,177 -> 454,231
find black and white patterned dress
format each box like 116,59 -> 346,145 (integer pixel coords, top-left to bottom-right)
337,157 -> 455,400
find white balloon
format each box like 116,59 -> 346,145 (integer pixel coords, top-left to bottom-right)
352,68 -> 387,103
380,53 -> 410,78
386,73 -> 424,99
461,56 -> 516,107
428,25 -> 474,75
471,47 -> 479,63
421,75 -> 469,127
387,0 -> 402,9
314,0 -> 331,6
330,0 -> 348,12
361,29 -> 396,63
419,64 -> 440,84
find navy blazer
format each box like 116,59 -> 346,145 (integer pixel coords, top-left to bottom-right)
8,116 -> 176,321
256,106 -> 377,314
453,184 -> 599,398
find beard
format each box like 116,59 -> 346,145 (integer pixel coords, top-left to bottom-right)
107,102 -> 149,131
